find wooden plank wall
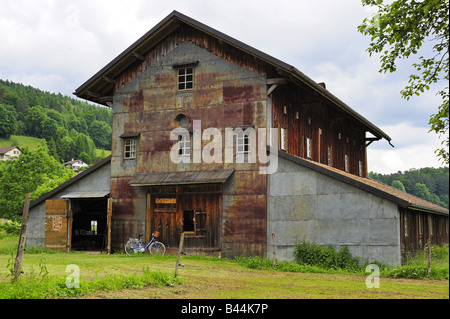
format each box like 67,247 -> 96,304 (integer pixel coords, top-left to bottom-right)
399,207 -> 449,260
271,83 -> 367,176
148,184 -> 222,253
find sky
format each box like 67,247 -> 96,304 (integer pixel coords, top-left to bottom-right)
0,0 -> 447,174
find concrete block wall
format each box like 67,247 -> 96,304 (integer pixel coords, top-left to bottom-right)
267,156 -> 401,266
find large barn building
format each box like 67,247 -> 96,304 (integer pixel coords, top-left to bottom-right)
25,11 -> 448,266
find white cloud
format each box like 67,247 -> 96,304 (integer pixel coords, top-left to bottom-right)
367,122 -> 445,174
0,0 -> 446,173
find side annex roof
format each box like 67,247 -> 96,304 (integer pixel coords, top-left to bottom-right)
278,150 -> 449,216
19,155 -> 111,214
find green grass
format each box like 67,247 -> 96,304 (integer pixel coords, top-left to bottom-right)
0,235 -> 448,299
0,135 -> 111,159
0,135 -> 47,151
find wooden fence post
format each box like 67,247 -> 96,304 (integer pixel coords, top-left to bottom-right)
14,194 -> 31,281
272,233 -> 277,268
107,198 -> 112,254
175,232 -> 185,278
427,215 -> 432,275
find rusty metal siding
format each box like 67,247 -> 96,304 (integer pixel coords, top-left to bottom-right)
109,26 -> 269,256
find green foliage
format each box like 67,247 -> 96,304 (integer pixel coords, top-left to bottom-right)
0,220 -> 21,237
391,180 -> 406,192
358,0 -> 449,164
235,243 -> 448,280
0,147 -> 76,220
369,167 -> 449,208
0,104 -> 17,138
0,79 -> 112,163
0,262 -> 181,299
293,241 -> 361,270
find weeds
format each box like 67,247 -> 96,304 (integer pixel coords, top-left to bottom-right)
0,258 -> 182,299
236,242 -> 449,280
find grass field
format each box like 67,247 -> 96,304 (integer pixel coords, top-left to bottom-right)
0,248 -> 448,300
0,135 -> 111,159
0,135 -> 47,151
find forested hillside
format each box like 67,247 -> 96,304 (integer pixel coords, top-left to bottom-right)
369,167 -> 449,209
0,79 -> 112,164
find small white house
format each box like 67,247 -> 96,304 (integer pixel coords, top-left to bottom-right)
0,146 -> 21,161
64,159 -> 88,172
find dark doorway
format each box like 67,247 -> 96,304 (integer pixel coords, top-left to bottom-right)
71,199 -> 107,251
183,209 -> 195,232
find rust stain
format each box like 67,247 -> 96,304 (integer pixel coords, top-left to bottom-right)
223,85 -> 254,104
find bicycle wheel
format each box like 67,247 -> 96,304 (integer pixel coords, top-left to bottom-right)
149,241 -> 166,255
125,241 -> 143,255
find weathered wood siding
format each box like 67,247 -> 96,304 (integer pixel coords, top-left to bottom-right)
399,207 -> 449,259
271,83 -> 367,176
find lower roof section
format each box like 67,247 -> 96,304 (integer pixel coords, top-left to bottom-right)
60,191 -> 110,199
277,150 -> 449,216
129,169 -> 235,186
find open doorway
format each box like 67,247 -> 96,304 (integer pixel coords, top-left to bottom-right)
70,198 -> 107,251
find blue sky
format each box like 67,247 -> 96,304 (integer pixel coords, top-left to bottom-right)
0,0 -> 447,173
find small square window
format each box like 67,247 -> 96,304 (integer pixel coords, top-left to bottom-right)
124,138 -> 137,159
178,67 -> 194,91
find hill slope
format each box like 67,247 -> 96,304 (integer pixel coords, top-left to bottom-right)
0,79 -> 112,164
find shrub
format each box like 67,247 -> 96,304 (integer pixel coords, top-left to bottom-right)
0,220 -> 21,236
294,241 -> 361,270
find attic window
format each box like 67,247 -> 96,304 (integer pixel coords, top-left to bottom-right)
178,67 -> 194,91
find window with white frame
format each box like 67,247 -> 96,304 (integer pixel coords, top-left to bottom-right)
178,134 -> 191,156
237,130 -> 250,154
344,154 -> 349,172
178,67 -> 194,91
124,138 -> 137,159
358,160 -> 363,177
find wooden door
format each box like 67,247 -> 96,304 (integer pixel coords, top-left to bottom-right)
44,199 -> 69,250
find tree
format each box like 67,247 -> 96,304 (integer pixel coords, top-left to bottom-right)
0,147 -> 75,220
391,180 -> 406,192
358,0 -> 449,164
26,105 -> 47,137
88,120 -> 112,150
0,104 -> 17,138
41,117 -> 59,142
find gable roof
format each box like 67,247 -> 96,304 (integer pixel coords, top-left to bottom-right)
74,10 -> 390,143
0,146 -> 20,154
278,150 -> 449,215
20,155 -> 111,214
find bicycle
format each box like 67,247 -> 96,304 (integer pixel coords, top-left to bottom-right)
124,232 -> 166,255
